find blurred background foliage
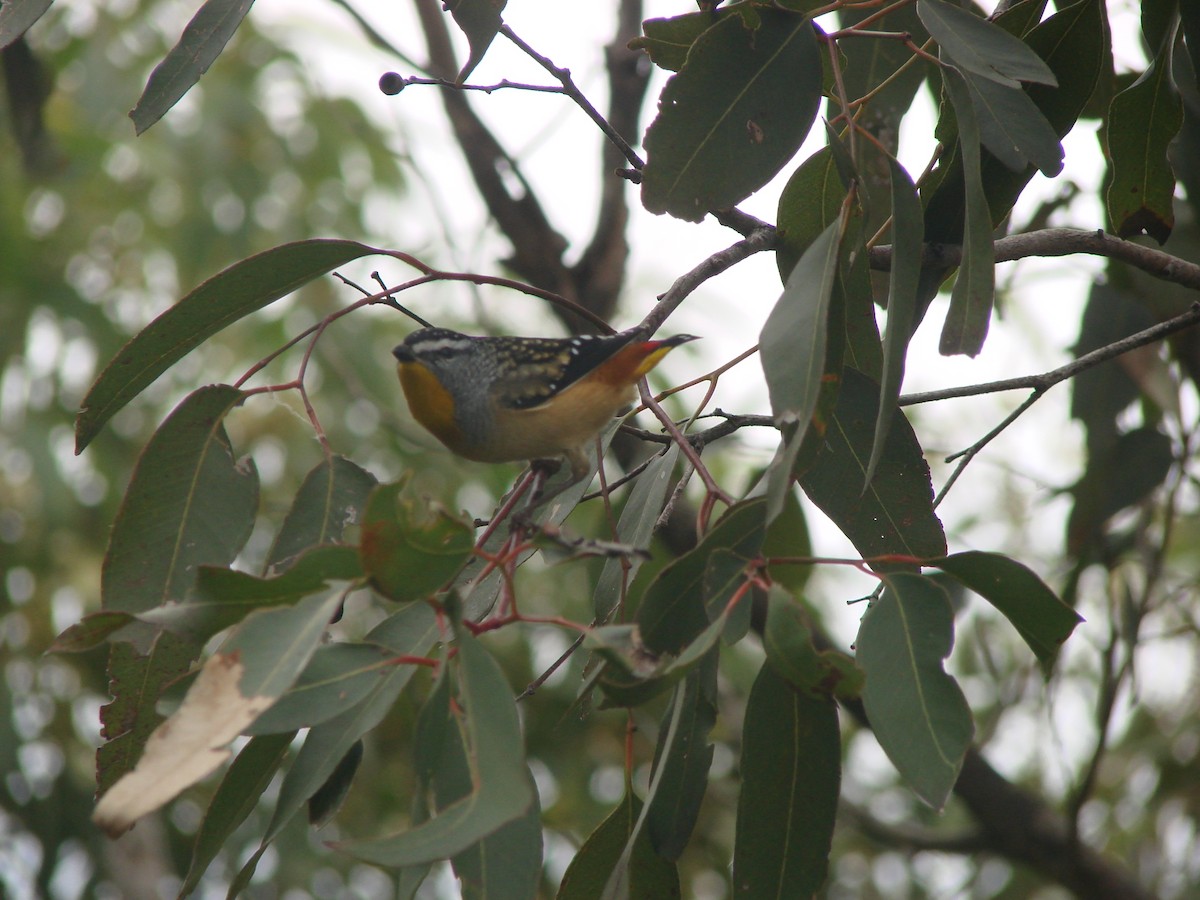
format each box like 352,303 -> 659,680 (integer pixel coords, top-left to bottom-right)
2,1 -> 1200,899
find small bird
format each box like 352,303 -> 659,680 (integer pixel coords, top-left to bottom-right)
392,327 -> 697,484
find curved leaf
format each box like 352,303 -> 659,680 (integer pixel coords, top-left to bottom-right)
935,551 -> 1082,676
337,631 -> 535,865
76,239 -> 382,451
447,0 -> 508,83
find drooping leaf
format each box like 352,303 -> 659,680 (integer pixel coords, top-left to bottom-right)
935,551 -> 1082,676
938,64 -> 996,357
964,70 -> 1064,176
761,219 -> 844,521
1105,33 -> 1183,243
801,368 -> 946,567
266,455 -> 378,573
129,0 -> 254,134
75,240 -> 382,451
557,792 -> 681,900
359,478 -> 475,603
857,573 -> 973,810
867,156 -> 923,487
431,692 -> 542,900
732,662 -> 840,897
336,631 -> 534,865
0,0 -> 52,51
918,0 -> 1057,88
446,0 -> 508,83
642,9 -> 822,221
775,147 -> 844,283
179,731 -> 294,896
308,740 -> 364,828
101,385 -> 257,613
647,654 -> 717,860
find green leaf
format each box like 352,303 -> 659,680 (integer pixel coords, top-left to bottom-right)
641,9 -> 822,221
857,573 -> 973,810
764,585 -> 862,700
446,0 -> 508,83
918,0 -> 1057,88
935,551 -> 1082,676
593,444 -> 680,620
1105,34 -> 1183,243
918,0 -> 1107,325
938,64 -> 996,357
75,240 -> 381,451
761,218 -> 844,520
867,156 -> 923,487
0,0 -> 52,51
775,147 -> 844,282
337,631 -> 534,865
245,642 -> 398,734
800,368 -> 946,566
964,71 -> 1064,176
732,662 -> 840,898
762,487 -> 812,595
180,731 -> 294,896
557,792 -> 681,900
266,455 -> 378,573
129,0 -> 253,134
636,499 -> 766,656
703,548 -> 751,645
101,385 -> 257,612
432,697 -> 543,900
359,478 -> 475,603
237,602 -> 439,882
96,630 -> 200,795
49,611 -> 136,653
647,655 -> 717,860
632,5 -> 763,73
163,545 -> 362,640
308,739 -> 364,828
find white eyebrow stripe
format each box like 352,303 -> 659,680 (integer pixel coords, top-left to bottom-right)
410,337 -> 472,353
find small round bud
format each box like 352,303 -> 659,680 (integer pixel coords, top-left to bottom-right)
379,72 -> 406,95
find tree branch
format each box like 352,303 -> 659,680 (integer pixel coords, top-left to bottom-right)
870,227 -> 1200,292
